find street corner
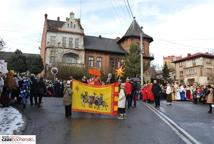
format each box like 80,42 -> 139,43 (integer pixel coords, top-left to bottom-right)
0,106 -> 26,135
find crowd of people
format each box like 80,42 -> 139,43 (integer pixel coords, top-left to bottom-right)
0,71 -> 46,109
141,81 -> 214,113
1,70 -> 213,118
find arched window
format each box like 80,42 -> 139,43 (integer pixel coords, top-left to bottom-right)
63,53 -> 79,64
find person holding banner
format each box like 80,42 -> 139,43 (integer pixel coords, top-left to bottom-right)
63,81 -> 72,117
125,78 -> 132,110
118,83 -> 127,119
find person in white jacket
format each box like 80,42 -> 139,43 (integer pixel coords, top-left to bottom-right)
118,83 -> 127,120
166,83 -> 172,105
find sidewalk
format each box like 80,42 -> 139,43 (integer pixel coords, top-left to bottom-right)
0,106 -> 25,135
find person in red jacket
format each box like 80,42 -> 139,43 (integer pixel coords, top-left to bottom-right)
141,84 -> 148,102
147,83 -> 154,103
125,78 -> 132,110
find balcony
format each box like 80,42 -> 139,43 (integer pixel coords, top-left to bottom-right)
143,53 -> 154,60
46,42 -> 81,50
57,62 -> 84,67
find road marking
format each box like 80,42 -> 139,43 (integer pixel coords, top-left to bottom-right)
145,103 -> 201,144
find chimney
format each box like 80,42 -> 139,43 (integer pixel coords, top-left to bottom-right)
44,13 -> 48,20
187,53 -> 191,57
99,35 -> 102,38
66,17 -> 69,22
115,37 -> 120,41
57,17 -> 60,21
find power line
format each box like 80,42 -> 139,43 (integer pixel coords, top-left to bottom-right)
110,0 -> 126,27
126,0 -> 134,18
157,38 -> 214,49
124,0 -> 133,20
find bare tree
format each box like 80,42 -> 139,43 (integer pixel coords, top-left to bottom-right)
0,38 -> 6,50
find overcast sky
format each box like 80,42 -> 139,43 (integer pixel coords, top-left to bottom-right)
1,0 -> 214,67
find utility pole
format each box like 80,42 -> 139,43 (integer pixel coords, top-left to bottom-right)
140,27 -> 144,85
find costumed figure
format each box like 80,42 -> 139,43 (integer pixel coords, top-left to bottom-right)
179,85 -> 186,101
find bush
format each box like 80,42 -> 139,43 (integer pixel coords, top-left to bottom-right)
47,64 -> 89,81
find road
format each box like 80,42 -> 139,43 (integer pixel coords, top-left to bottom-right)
21,97 -> 213,144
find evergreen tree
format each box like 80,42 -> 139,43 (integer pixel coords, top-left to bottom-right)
26,55 -> 44,74
124,44 -> 140,77
162,62 -> 170,82
8,49 -> 27,73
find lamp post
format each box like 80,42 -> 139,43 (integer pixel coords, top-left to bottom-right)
140,27 -> 144,85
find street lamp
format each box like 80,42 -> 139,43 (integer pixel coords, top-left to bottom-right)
140,26 -> 144,85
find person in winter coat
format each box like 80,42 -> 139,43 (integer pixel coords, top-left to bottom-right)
118,83 -> 127,120
30,75 -> 38,105
19,77 -> 30,109
152,80 -> 161,108
63,81 -> 72,117
37,77 -> 46,107
206,85 -> 213,114
125,78 -> 132,110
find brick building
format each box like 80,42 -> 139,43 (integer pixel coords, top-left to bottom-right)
40,12 -> 154,80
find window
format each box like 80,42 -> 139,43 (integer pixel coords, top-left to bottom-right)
69,38 -> 73,48
179,62 -> 182,67
179,71 -> 183,77
50,36 -> 56,46
96,57 -> 102,68
206,68 -> 212,74
74,24 -> 76,29
50,49 -> 55,56
62,37 -> 66,47
88,57 -> 94,67
75,38 -> 79,48
50,56 -> 55,63
206,59 -> 211,64
70,22 -> 73,28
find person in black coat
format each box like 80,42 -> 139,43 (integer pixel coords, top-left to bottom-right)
37,77 -> 46,107
152,80 -> 162,108
30,75 -> 38,105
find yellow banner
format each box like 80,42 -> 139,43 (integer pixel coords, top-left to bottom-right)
72,80 -> 114,115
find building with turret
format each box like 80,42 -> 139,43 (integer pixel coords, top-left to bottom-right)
40,12 -> 154,81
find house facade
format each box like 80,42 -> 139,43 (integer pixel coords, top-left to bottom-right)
173,53 -> 214,85
163,55 -> 182,81
40,12 -> 154,80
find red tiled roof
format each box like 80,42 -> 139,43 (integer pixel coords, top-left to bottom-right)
173,52 -> 214,63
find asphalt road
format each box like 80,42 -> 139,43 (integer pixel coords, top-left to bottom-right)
159,101 -> 214,144
22,97 -> 186,144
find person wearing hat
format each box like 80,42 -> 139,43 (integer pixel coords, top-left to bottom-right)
63,81 -> 72,117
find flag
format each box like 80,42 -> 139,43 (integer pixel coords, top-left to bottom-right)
72,80 -> 119,116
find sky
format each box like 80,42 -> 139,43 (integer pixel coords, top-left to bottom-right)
1,0 -> 214,68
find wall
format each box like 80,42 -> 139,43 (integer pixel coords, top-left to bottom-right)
85,51 -> 123,74
119,38 -> 150,56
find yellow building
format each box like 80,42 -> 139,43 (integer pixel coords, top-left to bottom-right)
173,53 -> 214,85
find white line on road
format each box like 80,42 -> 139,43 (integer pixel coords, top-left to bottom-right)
144,103 -> 201,144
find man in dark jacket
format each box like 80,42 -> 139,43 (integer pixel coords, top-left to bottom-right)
152,80 -> 161,108
30,75 -> 38,105
38,77 -> 46,107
